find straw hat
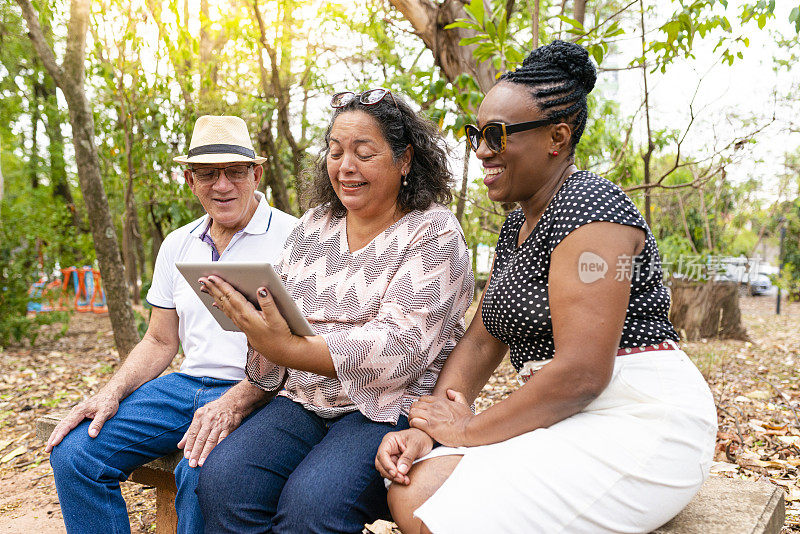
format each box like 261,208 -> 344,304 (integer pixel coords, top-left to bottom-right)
174,115 -> 267,165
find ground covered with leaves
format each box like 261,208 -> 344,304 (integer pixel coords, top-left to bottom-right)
0,296 -> 798,532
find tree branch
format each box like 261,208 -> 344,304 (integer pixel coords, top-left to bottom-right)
14,0 -> 64,86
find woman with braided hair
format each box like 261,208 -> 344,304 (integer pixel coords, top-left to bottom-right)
376,40 -> 717,533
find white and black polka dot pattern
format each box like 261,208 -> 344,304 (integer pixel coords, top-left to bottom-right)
481,171 -> 679,371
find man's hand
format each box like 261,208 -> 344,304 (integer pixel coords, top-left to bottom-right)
45,387 -> 122,452
178,394 -> 245,468
375,428 -> 435,486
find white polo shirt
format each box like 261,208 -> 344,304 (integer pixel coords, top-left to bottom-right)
146,192 -> 298,381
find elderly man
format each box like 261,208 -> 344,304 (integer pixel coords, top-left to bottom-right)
47,116 -> 297,534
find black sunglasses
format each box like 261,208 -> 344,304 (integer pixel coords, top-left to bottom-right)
465,119 -> 557,154
330,88 -> 398,109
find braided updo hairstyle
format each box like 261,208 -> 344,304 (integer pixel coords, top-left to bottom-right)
500,40 -> 597,153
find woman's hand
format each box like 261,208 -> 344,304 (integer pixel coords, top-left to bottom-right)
408,389 -> 475,447
375,428 -> 435,486
199,276 -> 294,357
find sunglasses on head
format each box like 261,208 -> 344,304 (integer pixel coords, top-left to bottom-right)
330,88 -> 398,109
464,119 -> 557,154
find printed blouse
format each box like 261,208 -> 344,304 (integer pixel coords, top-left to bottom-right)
246,203 -> 475,424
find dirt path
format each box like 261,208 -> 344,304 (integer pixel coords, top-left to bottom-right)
0,296 -> 798,532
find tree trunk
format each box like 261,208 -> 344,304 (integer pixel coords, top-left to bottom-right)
149,204 -> 165,269
29,90 -> 41,189
455,141 -> 469,223
574,0 -> 587,26
388,0 -> 497,94
43,76 -> 84,230
16,0 -> 139,359
532,0 -> 540,48
122,113 -> 142,304
39,9 -> 83,230
669,280 -> 748,341
251,0 -> 301,214
256,119 -> 293,214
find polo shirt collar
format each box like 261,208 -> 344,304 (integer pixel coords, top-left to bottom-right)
241,191 -> 272,235
188,191 -> 273,238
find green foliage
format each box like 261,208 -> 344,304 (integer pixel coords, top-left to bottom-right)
777,197 -> 800,300
1,0 -> 797,352
646,0 -> 785,71
445,0 -> 525,71
133,308 -> 149,339
0,151 -> 76,347
791,6 -> 800,32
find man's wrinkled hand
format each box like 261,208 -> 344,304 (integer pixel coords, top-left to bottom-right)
178,395 -> 244,467
45,388 -> 121,452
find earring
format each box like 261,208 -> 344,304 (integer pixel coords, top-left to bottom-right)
550,150 -> 559,157
402,172 -> 408,186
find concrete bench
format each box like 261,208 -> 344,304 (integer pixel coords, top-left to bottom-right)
37,414 -> 785,533
652,476 -> 784,533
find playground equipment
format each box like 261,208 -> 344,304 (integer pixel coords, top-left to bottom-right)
26,277 -> 61,313
28,266 -> 108,315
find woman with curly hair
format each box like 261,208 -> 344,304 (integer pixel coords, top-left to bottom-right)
195,89 -> 474,533
377,41 -> 717,534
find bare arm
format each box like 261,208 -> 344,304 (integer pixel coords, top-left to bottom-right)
410,221 -> 645,446
430,276 -> 508,403
46,307 -> 179,451
375,265 -> 507,484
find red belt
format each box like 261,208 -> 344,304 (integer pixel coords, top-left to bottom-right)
616,339 -> 679,356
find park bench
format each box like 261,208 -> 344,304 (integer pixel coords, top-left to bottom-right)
36,412 -> 180,534
37,413 -> 785,534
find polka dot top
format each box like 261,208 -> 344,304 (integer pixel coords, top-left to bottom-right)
481,170 -> 679,371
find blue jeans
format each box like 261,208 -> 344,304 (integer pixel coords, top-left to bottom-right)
50,372 -> 238,534
197,395 -> 410,533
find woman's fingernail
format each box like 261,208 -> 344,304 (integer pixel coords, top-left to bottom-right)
258,289 -> 268,298
199,280 -> 205,285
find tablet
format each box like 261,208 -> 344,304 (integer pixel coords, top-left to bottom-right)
175,262 -> 315,336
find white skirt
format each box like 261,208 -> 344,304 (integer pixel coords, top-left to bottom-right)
412,349 -> 718,534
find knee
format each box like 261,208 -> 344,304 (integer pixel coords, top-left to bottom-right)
388,483 -> 434,534
195,445 -> 236,509
276,470 -> 357,531
275,476 -> 327,525
387,482 -> 422,533
49,428 -> 91,481
173,457 -> 199,491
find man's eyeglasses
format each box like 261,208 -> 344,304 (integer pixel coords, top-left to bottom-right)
330,88 -> 398,109
190,164 -> 254,185
465,119 -> 557,154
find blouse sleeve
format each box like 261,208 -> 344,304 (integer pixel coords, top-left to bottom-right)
320,214 -> 474,423
243,211 -> 309,391
245,343 -> 287,393
546,174 -> 647,254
